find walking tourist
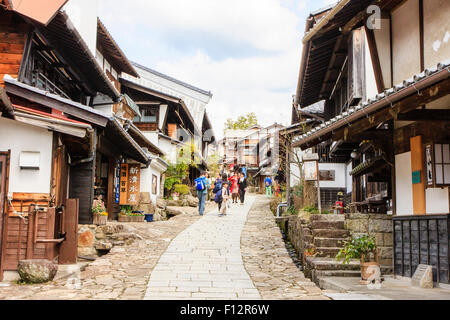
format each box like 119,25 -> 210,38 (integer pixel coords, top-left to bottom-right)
265,176 -> 273,198
238,172 -> 247,205
194,172 -> 208,216
219,181 -> 230,217
204,172 -> 212,201
213,174 -> 223,212
228,172 -> 239,204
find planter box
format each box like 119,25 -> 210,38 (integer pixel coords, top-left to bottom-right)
118,215 -> 130,222
93,215 -> 107,226
130,216 -> 145,223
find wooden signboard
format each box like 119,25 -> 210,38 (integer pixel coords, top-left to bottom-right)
119,164 -> 128,205
119,164 -> 140,205
127,164 -> 140,205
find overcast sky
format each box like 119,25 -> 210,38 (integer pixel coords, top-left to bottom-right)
99,0 -> 337,138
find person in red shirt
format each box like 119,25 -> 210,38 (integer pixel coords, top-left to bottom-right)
228,172 -> 239,204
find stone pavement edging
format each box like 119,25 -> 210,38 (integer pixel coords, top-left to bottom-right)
241,195 -> 329,300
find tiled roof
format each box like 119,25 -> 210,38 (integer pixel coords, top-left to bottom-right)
131,61 -> 213,98
292,60 -> 450,148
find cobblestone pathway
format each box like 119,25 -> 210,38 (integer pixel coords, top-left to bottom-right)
144,196 -> 260,300
0,205 -> 213,300
241,196 -> 329,300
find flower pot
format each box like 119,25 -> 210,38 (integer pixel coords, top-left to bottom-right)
144,214 -> 154,223
360,252 -> 380,284
131,215 -> 145,223
93,214 -> 107,226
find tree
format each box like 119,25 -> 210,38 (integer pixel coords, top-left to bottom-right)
224,112 -> 258,131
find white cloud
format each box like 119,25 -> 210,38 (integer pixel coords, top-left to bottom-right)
99,0 -> 308,139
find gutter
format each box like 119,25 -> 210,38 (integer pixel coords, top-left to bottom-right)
293,65 -> 450,148
71,129 -> 96,166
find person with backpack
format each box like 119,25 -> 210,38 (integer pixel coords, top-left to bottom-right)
194,172 -> 208,216
265,176 -> 273,198
213,174 -> 223,211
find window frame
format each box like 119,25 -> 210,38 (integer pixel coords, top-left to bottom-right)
425,143 -> 450,188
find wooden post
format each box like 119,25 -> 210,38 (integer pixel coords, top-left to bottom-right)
59,199 -> 79,265
411,136 -> 426,215
286,137 -> 291,206
316,161 -> 322,214
26,205 -> 35,259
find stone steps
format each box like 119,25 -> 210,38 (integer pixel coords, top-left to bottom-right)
314,247 -> 342,258
310,220 -> 345,230
306,257 -> 361,271
315,270 -> 361,278
310,214 -> 345,222
314,237 -> 348,248
312,229 -> 350,238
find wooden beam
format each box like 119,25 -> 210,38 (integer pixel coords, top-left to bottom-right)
397,109 -> 450,121
365,25 -> 385,93
334,78 -> 450,141
4,82 -> 108,127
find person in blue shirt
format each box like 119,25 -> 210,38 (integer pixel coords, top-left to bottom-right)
194,172 -> 208,216
265,176 -> 273,198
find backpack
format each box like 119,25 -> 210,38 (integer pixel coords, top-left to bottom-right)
213,180 -> 222,194
214,192 -> 222,203
195,178 -> 206,191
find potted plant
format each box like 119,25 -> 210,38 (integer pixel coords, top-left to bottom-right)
92,196 -> 108,225
336,234 -> 379,284
129,212 -> 145,222
119,205 -> 132,222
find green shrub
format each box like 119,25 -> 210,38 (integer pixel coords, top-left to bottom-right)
302,205 -> 320,214
336,234 -> 377,264
174,184 -> 190,195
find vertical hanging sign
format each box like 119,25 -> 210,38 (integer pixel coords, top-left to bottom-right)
127,164 -> 140,205
119,164 -> 128,205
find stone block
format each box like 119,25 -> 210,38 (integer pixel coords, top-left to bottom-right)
156,198 -> 167,209
18,260 -> 58,284
384,233 -> 393,246
78,230 -> 95,247
368,219 -> 392,233
166,207 -> 184,216
375,233 -> 384,246
140,192 -> 151,204
377,247 -> 393,260
136,203 -> 155,214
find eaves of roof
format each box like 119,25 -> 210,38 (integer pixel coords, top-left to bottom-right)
97,18 -> 139,77
292,60 -> 450,149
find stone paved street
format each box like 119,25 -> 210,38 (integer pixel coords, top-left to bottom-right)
0,205 -> 213,300
145,196 -> 260,300
241,196 -> 329,300
0,196 -> 327,300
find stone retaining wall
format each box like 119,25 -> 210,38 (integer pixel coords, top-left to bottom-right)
344,213 -> 393,268
78,224 -> 142,258
279,216 -> 313,263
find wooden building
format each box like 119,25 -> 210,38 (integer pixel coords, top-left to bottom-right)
0,4 -> 151,279
290,0 -> 450,284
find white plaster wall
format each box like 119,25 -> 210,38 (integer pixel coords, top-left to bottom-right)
423,0 -> 450,69
346,162 -> 353,194
158,138 -> 177,164
365,30 -> 379,99
63,0 -> 99,56
0,118 -> 53,194
318,163 -> 346,189
140,166 -> 163,204
391,0 -> 421,84
374,18 -> 392,88
426,188 -> 450,214
395,152 -> 414,215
